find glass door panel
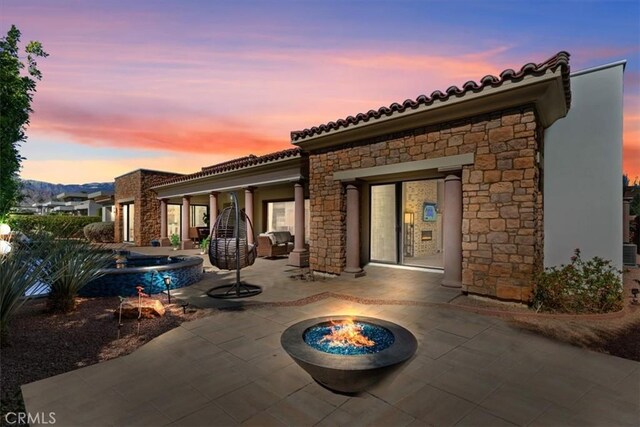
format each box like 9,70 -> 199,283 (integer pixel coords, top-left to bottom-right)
128,204 -> 135,242
167,204 -> 181,239
401,180 -> 444,268
370,184 -> 397,263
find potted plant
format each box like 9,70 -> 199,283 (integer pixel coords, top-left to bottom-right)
169,233 -> 180,250
199,235 -> 210,255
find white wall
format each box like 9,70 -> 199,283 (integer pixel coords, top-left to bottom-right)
543,62 -> 625,269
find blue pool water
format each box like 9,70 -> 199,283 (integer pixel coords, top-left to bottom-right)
304,321 -> 395,355
26,254 -> 203,298
78,255 -> 203,297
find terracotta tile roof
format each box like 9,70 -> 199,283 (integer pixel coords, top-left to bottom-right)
291,51 -> 571,142
157,147 -> 303,187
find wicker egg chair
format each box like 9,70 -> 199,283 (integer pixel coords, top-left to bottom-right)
207,192 -> 261,298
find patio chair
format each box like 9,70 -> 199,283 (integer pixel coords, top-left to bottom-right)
207,192 -> 261,298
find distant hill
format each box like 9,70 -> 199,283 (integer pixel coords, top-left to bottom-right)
20,180 -> 114,205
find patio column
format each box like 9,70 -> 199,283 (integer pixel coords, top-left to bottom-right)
344,182 -> 365,277
245,187 -> 254,245
160,198 -> 170,246
181,196 -> 193,249
442,175 -> 462,288
288,181 -> 309,267
209,192 -> 218,234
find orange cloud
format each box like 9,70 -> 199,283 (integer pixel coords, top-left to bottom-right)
30,103 -> 290,156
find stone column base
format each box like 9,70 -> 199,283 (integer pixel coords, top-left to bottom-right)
342,268 -> 366,278
287,250 -> 309,267
181,240 -> 195,250
159,238 -> 171,247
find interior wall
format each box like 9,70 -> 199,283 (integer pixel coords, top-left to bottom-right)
403,180 -> 441,257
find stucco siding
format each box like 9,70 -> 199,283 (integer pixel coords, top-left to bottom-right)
543,63 -> 624,269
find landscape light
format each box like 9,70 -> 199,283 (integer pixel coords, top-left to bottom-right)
0,240 -> 11,255
163,275 -> 172,303
0,224 -> 11,236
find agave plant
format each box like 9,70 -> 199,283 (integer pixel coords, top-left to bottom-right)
0,239 -> 51,340
44,238 -> 113,313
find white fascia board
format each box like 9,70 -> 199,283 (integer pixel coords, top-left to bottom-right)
154,172 -> 303,199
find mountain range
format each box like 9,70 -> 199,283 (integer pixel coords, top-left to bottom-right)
20,180 -> 114,205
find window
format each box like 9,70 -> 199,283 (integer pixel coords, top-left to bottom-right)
190,205 -> 208,228
167,204 -> 181,239
266,200 -> 310,242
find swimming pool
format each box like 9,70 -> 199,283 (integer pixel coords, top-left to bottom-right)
77,254 -> 203,297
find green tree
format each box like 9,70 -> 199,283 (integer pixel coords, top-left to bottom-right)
0,25 -> 48,218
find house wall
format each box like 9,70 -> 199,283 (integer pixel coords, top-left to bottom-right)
115,170 -> 182,246
309,106 -> 543,301
543,63 -> 625,269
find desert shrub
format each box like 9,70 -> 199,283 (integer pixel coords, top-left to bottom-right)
532,249 -> 623,314
39,238 -> 113,313
8,214 -> 100,238
0,238 -> 53,340
83,221 -> 114,243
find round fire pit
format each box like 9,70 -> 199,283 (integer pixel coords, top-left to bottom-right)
281,316 -> 417,393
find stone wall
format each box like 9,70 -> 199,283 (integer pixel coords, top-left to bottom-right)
115,170 -> 182,246
308,106 -> 542,301
460,108 -> 543,301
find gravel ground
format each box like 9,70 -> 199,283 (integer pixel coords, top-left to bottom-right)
0,295 -> 206,424
452,268 -> 640,361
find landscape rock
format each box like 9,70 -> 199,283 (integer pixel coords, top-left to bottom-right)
116,297 -> 165,319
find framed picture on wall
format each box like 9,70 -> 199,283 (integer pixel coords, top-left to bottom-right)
423,202 -> 437,222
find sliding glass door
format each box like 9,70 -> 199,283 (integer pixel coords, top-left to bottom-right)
370,184 -> 398,263
121,203 -> 135,242
369,180 -> 444,269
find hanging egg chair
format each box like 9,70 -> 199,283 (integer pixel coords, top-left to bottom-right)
207,192 -> 262,299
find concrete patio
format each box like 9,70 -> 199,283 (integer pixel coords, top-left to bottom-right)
22,252 -> 640,426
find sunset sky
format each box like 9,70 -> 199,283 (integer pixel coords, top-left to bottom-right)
2,0 -> 639,184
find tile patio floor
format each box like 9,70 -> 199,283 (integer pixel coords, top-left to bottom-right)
22,252 -> 640,426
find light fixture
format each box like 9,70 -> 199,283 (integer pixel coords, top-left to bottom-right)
163,275 -> 172,304
0,240 -> 11,255
404,212 -> 414,224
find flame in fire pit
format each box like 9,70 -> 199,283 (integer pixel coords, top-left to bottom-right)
319,319 -> 375,348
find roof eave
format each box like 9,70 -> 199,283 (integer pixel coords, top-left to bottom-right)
150,155 -> 303,191
292,69 -> 568,151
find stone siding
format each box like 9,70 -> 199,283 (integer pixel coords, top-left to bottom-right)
308,106 -> 542,301
114,170 -> 182,246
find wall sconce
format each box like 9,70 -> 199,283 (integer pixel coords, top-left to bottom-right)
404,212 -> 414,224
403,212 -> 414,258
163,275 -> 172,304
0,223 -> 11,236
0,223 -> 12,255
